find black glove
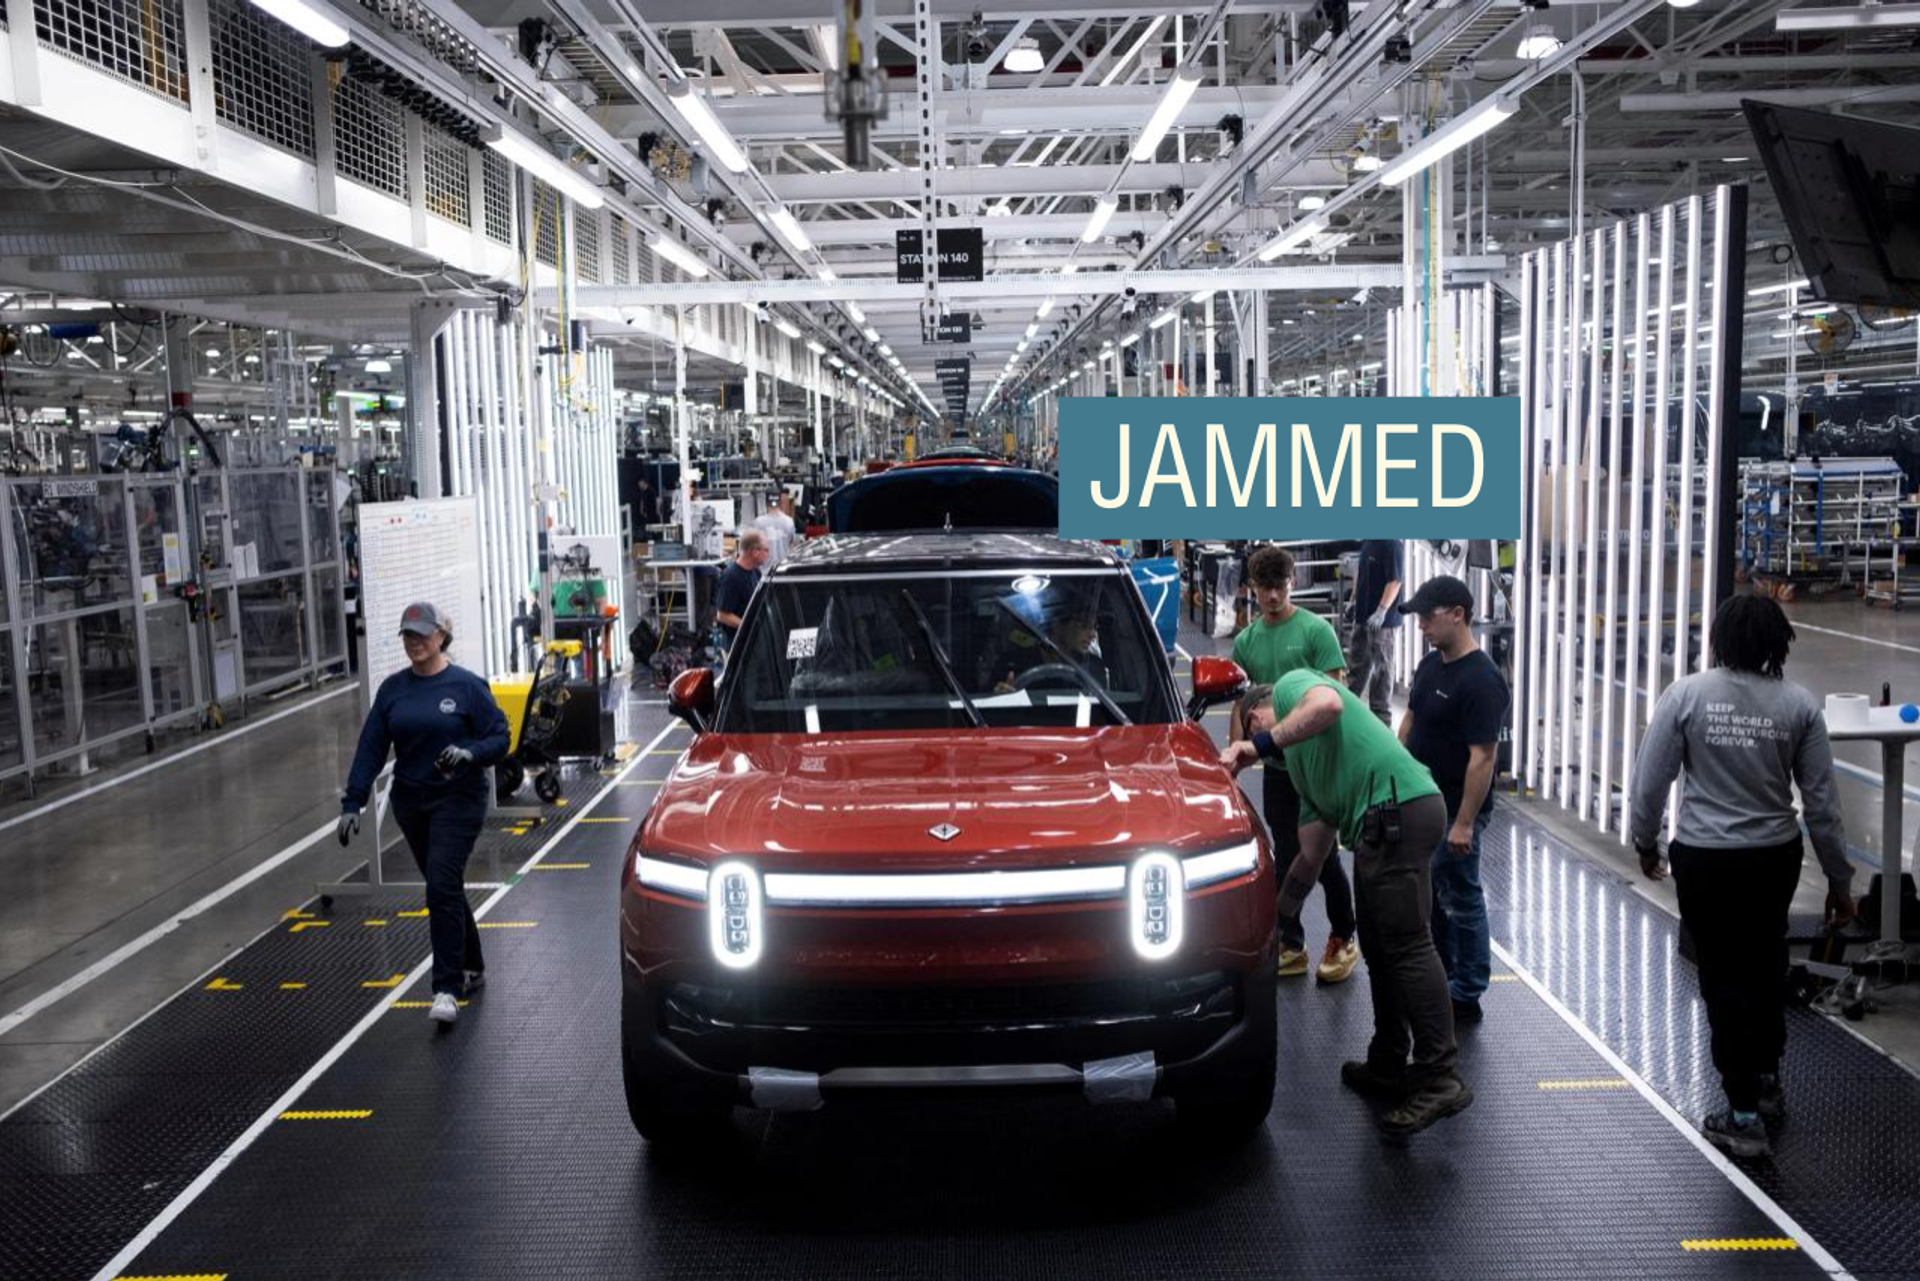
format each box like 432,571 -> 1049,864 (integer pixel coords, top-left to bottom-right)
337,810 -> 360,847
436,744 -> 475,776
1636,841 -> 1666,881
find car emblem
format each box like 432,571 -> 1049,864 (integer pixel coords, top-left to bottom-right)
928,823 -> 961,842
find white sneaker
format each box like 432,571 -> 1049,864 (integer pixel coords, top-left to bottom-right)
429,992 -> 460,1024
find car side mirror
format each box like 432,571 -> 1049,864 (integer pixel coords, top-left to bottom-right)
1187,655 -> 1248,722
668,667 -> 716,733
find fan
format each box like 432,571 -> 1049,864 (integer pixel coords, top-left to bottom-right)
1803,310 -> 1856,359
1856,304 -> 1915,332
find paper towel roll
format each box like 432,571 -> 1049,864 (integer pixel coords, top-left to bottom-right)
1825,693 -> 1869,727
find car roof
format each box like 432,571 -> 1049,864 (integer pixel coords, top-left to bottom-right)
777,531 -> 1125,576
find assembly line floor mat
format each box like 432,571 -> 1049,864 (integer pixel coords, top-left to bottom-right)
4,702 -> 1916,1279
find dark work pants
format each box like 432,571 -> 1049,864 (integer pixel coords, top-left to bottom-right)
1669,837 -> 1802,1113
1263,765 -> 1357,948
1354,794 -> 1456,1081
392,791 -> 488,996
1346,625 -> 1396,724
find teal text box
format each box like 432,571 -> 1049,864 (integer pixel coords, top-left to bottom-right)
1057,397 -> 1521,539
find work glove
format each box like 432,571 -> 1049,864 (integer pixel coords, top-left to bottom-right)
1366,608 -> 1388,631
436,744 -> 475,776
337,810 -> 360,847
1636,840 -> 1666,881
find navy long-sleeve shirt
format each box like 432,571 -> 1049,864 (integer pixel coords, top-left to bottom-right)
342,663 -> 511,812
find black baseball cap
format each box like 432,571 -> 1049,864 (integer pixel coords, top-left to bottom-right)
1397,575 -> 1474,618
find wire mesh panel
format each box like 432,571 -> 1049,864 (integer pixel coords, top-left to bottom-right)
210,0 -> 316,157
37,0 -> 189,102
609,213 -> 631,285
332,73 -> 408,200
482,151 -> 513,245
575,210 -> 601,283
423,126 -> 471,226
531,179 -> 561,268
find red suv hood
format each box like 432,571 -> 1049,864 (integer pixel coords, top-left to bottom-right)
641,723 -> 1254,873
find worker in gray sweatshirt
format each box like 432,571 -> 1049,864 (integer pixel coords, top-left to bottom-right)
1631,594 -> 1854,1161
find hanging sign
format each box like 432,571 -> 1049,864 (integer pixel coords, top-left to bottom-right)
896,229 -> 986,283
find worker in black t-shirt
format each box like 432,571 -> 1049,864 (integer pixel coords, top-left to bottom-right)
1347,539 -> 1403,723
713,528 -> 770,652
1396,575 -> 1509,1026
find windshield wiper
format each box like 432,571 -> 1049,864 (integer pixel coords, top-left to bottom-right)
898,589 -> 985,728
991,599 -> 1132,726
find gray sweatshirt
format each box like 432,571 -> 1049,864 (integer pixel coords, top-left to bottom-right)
1630,668 -> 1851,886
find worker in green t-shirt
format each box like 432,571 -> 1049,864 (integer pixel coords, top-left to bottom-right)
1229,545 -> 1358,985
1221,669 -> 1472,1137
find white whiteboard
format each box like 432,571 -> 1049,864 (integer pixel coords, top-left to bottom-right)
359,497 -> 486,706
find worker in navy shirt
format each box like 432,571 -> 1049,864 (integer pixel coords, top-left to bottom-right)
1347,539 -> 1403,723
1396,576 -> 1509,1025
713,527 -> 770,652
339,601 -> 510,1026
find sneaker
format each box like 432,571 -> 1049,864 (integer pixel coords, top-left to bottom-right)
463,970 -> 486,995
429,992 -> 460,1024
1340,1059 -> 1409,1100
1316,938 -> 1360,984
1702,1109 -> 1771,1158
1451,997 -> 1484,1025
1380,1073 -> 1474,1135
1757,1075 -> 1785,1122
1277,946 -> 1310,977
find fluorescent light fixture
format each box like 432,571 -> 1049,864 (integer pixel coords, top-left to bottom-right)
767,206 -> 814,254
483,124 -> 604,210
1748,278 -> 1809,297
1190,289 -> 1215,304
1004,36 -> 1045,73
846,302 -> 866,324
1025,323 -> 1039,339
773,317 -> 802,340
816,266 -> 837,281
806,340 -> 827,355
365,358 -> 393,373
877,343 -> 893,356
826,355 -> 846,369
1082,196 -> 1118,242
1150,306 -> 1179,328
1516,24 -> 1562,59
862,326 -> 880,342
1776,2 -> 1920,28
248,0 -> 349,47
1131,69 -> 1201,163
1378,96 -> 1517,187
1257,216 -> 1328,262
1298,194 -> 1327,211
650,234 -> 711,278
1036,297 -> 1056,319
1120,332 -> 1141,346
1061,263 -> 1080,275
1351,154 -> 1382,172
668,82 -> 750,173
1016,340 -> 1029,352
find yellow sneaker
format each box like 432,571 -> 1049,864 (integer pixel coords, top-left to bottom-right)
1277,945 -> 1310,976
1316,937 -> 1360,984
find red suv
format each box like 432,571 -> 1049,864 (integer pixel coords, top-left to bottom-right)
619,526 -> 1275,1143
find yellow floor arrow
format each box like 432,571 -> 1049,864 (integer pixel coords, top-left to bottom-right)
361,973 -> 406,989
204,978 -> 243,991
289,920 -> 330,933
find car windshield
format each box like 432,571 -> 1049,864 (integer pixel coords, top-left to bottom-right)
717,570 -> 1178,732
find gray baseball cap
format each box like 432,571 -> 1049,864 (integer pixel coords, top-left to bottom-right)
398,601 -> 449,637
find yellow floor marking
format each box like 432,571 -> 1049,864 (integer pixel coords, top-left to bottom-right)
613,741 -> 639,760
279,1109 -> 372,1121
1489,974 -> 1519,982
282,908 -> 315,921
289,920 -> 330,933
1680,1239 -> 1798,1253
361,973 -> 407,989
644,748 -> 683,756
615,779 -> 666,788
534,862 -> 592,870
396,909 -> 428,918
578,816 -> 627,823
478,920 -> 538,929
279,982 -> 307,990
499,826 -> 523,833
392,999 -> 468,1009
204,978 -> 243,991
554,798 -> 570,808
115,1274 -> 227,1280
1537,1077 -> 1630,1091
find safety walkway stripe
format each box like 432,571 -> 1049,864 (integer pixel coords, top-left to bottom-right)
113,1273 -> 227,1280
533,863 -> 592,870
277,1110 -> 371,1121
576,816 -> 629,823
1681,1238 -> 1800,1252
1536,1077 -> 1630,1091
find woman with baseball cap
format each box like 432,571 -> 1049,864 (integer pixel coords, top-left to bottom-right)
339,602 -> 510,1025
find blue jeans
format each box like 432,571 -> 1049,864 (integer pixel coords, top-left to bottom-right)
1429,809 -> 1491,1004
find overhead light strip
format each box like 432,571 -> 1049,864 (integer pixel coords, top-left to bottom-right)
483,124 -> 604,210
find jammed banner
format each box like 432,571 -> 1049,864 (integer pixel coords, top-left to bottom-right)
1057,397 -> 1521,539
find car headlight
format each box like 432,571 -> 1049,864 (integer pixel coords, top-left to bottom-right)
636,854 -> 709,900
1128,852 -> 1184,960
707,861 -> 764,970
1180,839 -> 1260,889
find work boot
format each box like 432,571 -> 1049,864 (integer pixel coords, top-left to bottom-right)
1277,945 -> 1309,977
1702,1109 -> 1771,1158
1380,1073 -> 1474,1135
1340,1059 -> 1409,1100
1757,1075 -> 1785,1122
429,992 -> 460,1024
1316,937 -> 1361,984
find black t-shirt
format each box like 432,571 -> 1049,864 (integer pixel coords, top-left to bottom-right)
714,561 -> 760,639
1354,540 -> 1404,628
1405,648 -> 1509,819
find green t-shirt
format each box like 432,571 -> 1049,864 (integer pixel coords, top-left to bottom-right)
1269,669 -> 1439,850
1232,607 -> 1345,769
